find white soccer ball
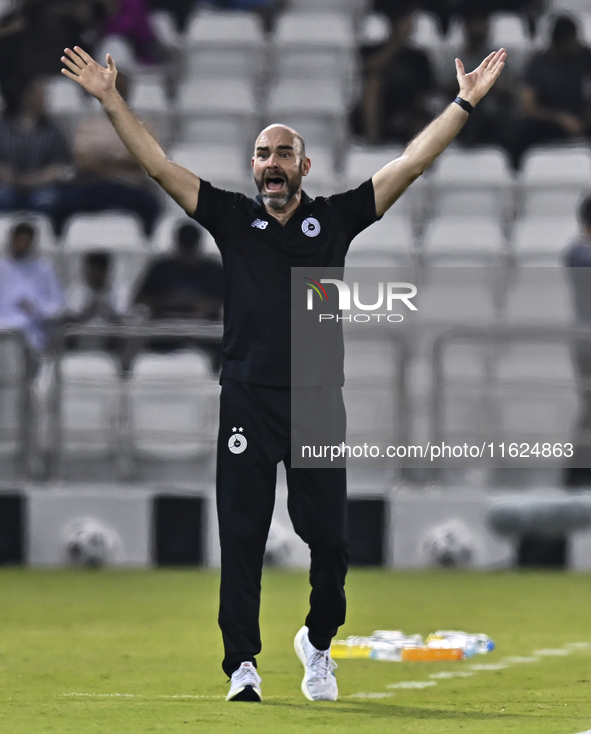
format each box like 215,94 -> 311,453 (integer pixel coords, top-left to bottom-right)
63,518 -> 118,567
264,520 -> 293,566
422,520 -> 475,568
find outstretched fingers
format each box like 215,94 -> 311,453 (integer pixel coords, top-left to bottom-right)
61,53 -> 82,75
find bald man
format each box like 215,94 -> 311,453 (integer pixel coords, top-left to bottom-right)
61,44 -> 505,703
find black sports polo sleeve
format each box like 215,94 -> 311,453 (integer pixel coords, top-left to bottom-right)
191,179 -> 242,248
327,178 -> 381,244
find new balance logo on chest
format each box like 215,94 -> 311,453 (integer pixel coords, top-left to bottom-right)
251,219 -> 269,230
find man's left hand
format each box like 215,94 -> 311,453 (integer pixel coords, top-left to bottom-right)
456,49 -> 507,107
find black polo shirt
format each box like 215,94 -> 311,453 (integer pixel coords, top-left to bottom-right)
192,178 -> 379,387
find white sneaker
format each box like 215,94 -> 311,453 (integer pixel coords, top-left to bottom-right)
294,626 -> 338,701
226,662 -> 263,702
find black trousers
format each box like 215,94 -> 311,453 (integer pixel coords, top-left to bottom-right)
217,378 -> 349,677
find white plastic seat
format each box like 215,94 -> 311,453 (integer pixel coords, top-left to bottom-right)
169,143 -> 252,195
495,342 -> 577,440
421,215 -> 506,265
520,147 -> 591,216
0,334 -> 28,459
175,79 -> 258,149
45,77 -> 90,135
274,12 -> 355,51
266,79 -> 348,159
60,213 -> 148,290
55,352 -> 122,458
511,215 -> 577,266
127,79 -> 173,145
415,267 -> 499,325
429,147 -> 514,220
183,10 -> 265,83
348,211 -> 414,266
503,266 -> 572,325
128,350 -> 219,460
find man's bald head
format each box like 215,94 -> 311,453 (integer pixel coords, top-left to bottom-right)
255,124 -> 306,162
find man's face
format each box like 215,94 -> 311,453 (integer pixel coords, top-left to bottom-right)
9,232 -> 34,260
252,126 -> 310,211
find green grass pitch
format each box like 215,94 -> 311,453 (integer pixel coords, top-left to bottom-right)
1,567 -> 591,733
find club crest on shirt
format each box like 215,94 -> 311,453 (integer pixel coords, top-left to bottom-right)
228,427 -> 247,454
301,217 -> 321,237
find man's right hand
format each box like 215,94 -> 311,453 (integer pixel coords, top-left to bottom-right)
61,46 -> 117,102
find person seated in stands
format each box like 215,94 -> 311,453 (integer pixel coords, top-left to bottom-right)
100,0 -> 170,67
65,250 -> 127,325
0,77 -> 71,231
506,14 -> 591,169
437,5 -> 514,147
57,71 -> 161,237
352,10 -> 434,144
63,249 -> 127,353
0,221 -> 64,355
133,222 -> 223,321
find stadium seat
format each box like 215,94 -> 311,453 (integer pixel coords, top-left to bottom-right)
428,147 -> 514,224
489,12 -> 531,75
265,79 -> 348,160
127,79 -> 174,146
519,146 -> 591,217
421,215 -> 507,265
510,215 -> 578,266
183,10 -> 265,84
495,342 -> 577,442
151,214 -> 220,261
348,210 -> 414,266
503,265 -> 572,325
60,213 -> 148,292
45,76 -> 90,136
415,266 -> 499,325
168,142 -> 253,195
49,352 -> 124,479
127,350 -> 219,468
0,333 -> 30,472
343,336 -> 400,447
300,146 -> 340,198
175,78 -> 259,151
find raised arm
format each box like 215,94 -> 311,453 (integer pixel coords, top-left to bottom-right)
61,46 -> 200,215
372,49 -> 506,218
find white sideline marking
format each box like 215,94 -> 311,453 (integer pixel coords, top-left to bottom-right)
387,681 -> 437,689
564,642 -> 591,650
468,663 -> 508,671
346,692 -> 395,699
429,671 -> 474,679
535,648 -> 569,656
573,730 -> 591,733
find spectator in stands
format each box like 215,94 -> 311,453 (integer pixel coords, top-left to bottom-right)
563,194 -> 591,487
506,14 -> 591,169
0,77 -> 71,232
100,0 -> 169,67
63,250 -> 127,353
353,10 -> 434,144
147,0 -> 197,34
133,222 -> 223,321
65,250 -> 127,325
57,71 -> 161,237
437,7 -> 514,147
0,1 -> 106,109
0,221 -> 64,354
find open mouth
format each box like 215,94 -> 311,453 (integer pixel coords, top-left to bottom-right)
265,176 -> 286,192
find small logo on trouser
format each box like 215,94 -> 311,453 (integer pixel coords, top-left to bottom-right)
228,427 -> 247,454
